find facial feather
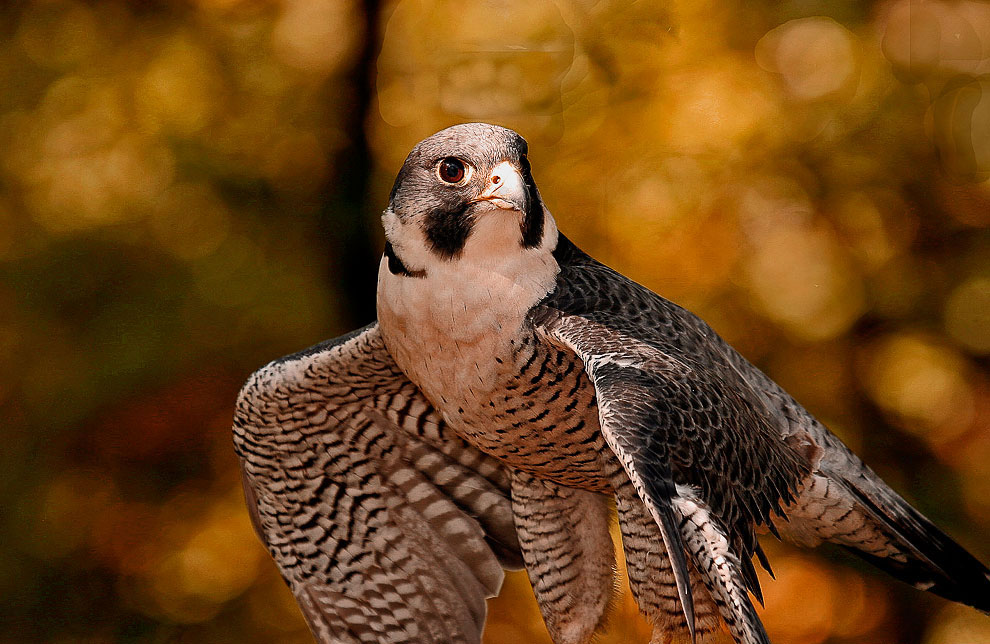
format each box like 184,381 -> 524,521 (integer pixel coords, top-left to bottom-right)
383,122 -> 542,270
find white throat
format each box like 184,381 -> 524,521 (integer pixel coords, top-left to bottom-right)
376,208 -> 560,398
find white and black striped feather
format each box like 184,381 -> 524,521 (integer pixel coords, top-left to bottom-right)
233,324 -> 521,644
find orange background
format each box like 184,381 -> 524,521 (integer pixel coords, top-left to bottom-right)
1,1 -> 988,643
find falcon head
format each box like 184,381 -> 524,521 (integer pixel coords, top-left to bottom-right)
383,123 -> 551,271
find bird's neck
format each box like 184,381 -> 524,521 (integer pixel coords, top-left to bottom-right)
376,211 -> 560,394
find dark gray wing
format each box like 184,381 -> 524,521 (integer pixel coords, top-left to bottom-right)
531,236 -> 812,643
233,323 -> 522,644
538,235 -> 990,636
724,337 -> 990,614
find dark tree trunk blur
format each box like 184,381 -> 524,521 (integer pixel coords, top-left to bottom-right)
318,0 -> 384,329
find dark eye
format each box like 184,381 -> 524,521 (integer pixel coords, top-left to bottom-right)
437,157 -> 466,184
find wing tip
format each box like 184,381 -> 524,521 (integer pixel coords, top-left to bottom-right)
660,513 -> 697,641
839,478 -> 990,613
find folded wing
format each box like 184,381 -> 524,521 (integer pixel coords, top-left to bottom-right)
536,235 -> 990,644
531,304 -> 808,644
733,355 -> 990,614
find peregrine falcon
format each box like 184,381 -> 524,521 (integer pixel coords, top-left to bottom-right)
233,123 -> 990,644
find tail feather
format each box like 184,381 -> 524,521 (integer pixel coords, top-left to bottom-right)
840,476 -> 990,614
777,468 -> 990,614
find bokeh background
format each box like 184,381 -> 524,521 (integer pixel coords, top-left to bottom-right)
1,0 -> 988,642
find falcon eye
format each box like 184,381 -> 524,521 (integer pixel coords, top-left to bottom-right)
437,157 -> 467,184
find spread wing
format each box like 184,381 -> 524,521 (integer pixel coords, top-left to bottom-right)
233,323 -> 522,644
531,237 -> 812,643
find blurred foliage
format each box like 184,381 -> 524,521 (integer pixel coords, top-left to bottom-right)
1,0 -> 988,643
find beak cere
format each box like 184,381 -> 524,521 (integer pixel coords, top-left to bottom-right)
477,161 -> 528,213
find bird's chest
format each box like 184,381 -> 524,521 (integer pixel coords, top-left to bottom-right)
377,258 -> 532,398
377,260 -> 615,492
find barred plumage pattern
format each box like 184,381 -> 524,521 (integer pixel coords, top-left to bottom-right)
671,487 -> 770,644
236,123 -> 990,644
440,332 -> 617,493
509,469 -> 615,644
233,324 -> 521,643
612,477 -> 723,643
533,234 -> 990,634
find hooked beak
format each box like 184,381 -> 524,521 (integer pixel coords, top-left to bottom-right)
472,160 -> 527,213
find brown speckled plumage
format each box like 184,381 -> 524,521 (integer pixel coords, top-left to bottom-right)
235,123 -> 990,644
